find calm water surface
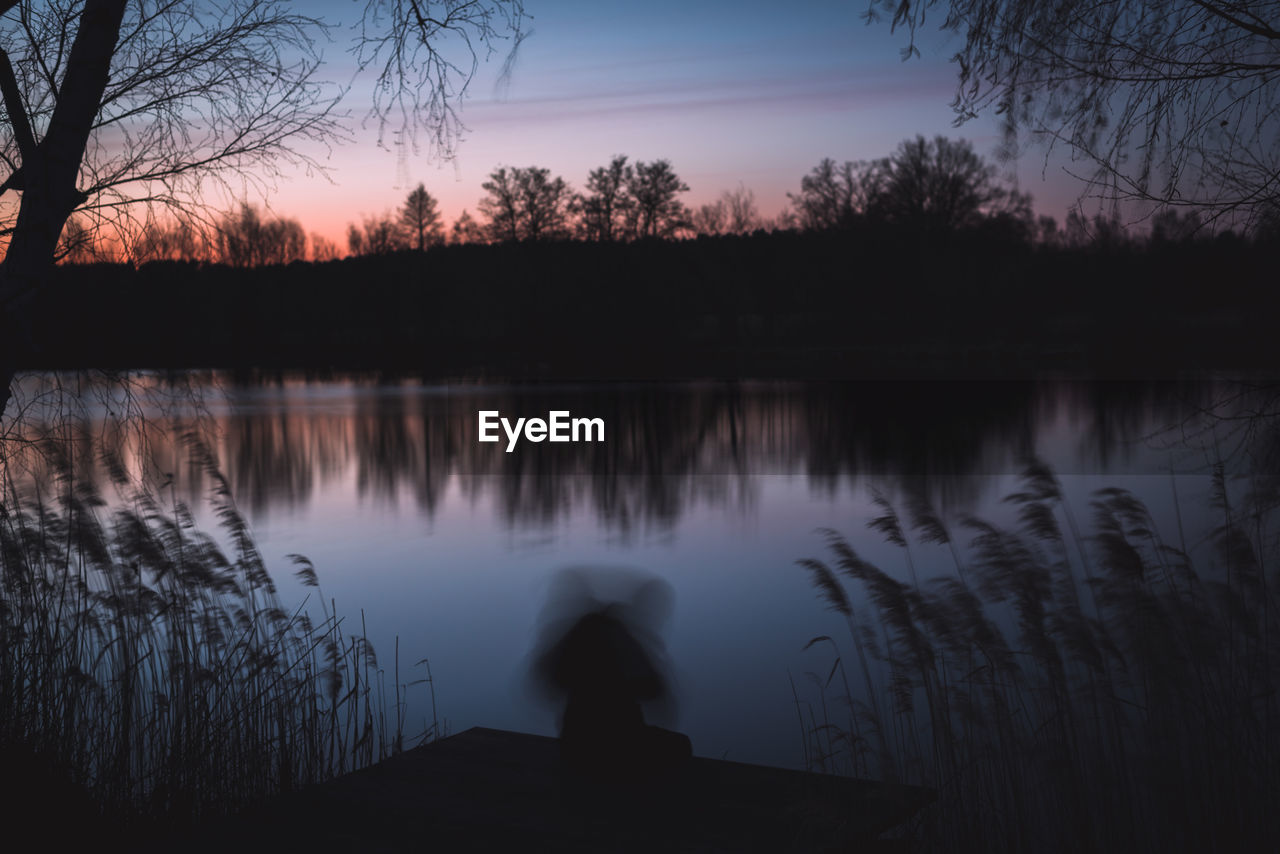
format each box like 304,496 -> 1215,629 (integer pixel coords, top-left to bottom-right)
7,374 -> 1265,768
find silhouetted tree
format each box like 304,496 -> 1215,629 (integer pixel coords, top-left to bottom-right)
1036,215 -> 1060,248
0,0 -> 525,416
580,156 -> 634,241
0,1 -> 339,302
479,166 -> 574,242
310,233 -> 340,262
869,136 -> 1029,233
129,217 -> 209,264
450,209 -> 487,244
348,212 -> 406,256
478,167 -> 521,243
1063,210 -> 1090,249
1150,209 -> 1204,243
790,139 -> 1031,236
518,167 -> 575,242
1062,209 -> 1129,249
692,185 -> 761,236
879,0 -> 1280,226
0,0 -> 525,277
1256,202 -> 1280,242
625,160 -> 689,239
1088,213 -> 1130,249
691,199 -> 728,237
400,183 -> 444,251
772,208 -> 799,232
722,185 -> 760,234
218,204 -> 306,267
787,159 -> 878,231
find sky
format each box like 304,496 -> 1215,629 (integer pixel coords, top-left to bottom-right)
243,1 -> 1086,243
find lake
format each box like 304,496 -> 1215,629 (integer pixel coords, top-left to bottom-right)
2,372 -> 1263,770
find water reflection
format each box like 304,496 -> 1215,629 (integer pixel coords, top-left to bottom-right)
2,372 -> 1268,528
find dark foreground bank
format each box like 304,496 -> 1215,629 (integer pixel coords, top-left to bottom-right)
178,727 -> 935,853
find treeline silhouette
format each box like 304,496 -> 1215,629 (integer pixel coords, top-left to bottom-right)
33,136 -> 1280,377
57,135 -> 1276,270
28,217 -> 1280,377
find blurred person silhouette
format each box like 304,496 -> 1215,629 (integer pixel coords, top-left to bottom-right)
529,568 -> 692,781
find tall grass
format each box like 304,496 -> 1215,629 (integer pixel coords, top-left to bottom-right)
797,462 -> 1278,853
0,434 -> 437,830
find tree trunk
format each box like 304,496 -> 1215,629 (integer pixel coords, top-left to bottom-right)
0,0 -> 129,421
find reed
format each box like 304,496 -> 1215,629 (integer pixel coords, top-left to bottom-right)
0,434 -> 437,831
797,461 -> 1279,852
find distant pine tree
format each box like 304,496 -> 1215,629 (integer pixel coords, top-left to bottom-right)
401,184 -> 445,251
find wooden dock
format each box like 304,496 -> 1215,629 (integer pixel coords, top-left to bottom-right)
196,727 -> 935,852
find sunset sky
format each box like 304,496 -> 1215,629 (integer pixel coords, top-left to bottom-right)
208,1 -> 1085,242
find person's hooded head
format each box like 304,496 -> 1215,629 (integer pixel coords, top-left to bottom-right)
529,568 -> 677,725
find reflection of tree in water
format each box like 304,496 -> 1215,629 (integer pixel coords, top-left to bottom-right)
800,381 -> 1039,510
1041,379 -> 1236,474
1,372 -> 215,492
2,373 -> 1262,528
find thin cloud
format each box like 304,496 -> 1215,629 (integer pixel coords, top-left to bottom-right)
462,66 -> 957,126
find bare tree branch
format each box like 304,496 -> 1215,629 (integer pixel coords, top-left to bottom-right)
0,0 -> 347,274
874,0 -> 1280,228
355,0 -> 529,159
0,47 -> 35,163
